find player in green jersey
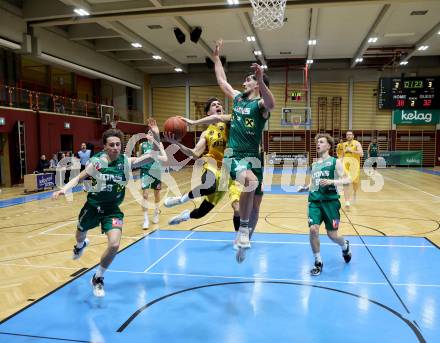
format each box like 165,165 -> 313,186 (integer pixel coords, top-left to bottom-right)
367,136 -> 380,170
181,39 -> 275,261
139,127 -> 166,229
299,133 -> 352,276
52,119 -> 167,297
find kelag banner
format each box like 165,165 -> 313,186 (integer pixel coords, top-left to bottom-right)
392,109 -> 440,125
379,151 -> 423,166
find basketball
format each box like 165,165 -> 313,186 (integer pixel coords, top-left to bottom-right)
163,116 -> 187,141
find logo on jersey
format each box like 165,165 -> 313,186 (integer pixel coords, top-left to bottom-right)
332,219 -> 340,229
245,118 -> 255,128
112,218 -> 123,228
93,161 -> 102,170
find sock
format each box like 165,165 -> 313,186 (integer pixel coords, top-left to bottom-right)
180,193 -> 190,204
239,219 -> 249,231
154,204 -> 160,213
144,212 -> 149,220
341,240 -> 348,251
76,241 -> 85,249
314,253 -> 322,263
95,266 -> 107,278
233,215 -> 240,232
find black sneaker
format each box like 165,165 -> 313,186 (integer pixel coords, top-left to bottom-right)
310,261 -> 323,276
91,274 -> 105,297
72,238 -> 89,260
342,240 -> 352,263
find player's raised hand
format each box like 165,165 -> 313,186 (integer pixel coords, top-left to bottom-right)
251,63 -> 264,82
163,132 -> 179,144
147,118 -> 159,136
213,39 -> 223,57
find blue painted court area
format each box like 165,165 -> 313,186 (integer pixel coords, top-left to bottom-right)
1,230 -> 438,343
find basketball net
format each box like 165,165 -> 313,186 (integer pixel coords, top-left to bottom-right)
250,0 -> 287,31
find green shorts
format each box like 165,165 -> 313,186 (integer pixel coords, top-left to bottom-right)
140,168 -> 161,190
77,202 -> 124,234
308,200 -> 341,231
225,152 -> 264,196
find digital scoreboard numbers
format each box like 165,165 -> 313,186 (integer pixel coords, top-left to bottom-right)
378,77 -> 438,109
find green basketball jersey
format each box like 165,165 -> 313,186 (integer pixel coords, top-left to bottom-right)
309,156 -> 340,201
228,93 -> 268,154
369,143 -> 378,157
87,151 -> 128,208
140,141 -> 161,170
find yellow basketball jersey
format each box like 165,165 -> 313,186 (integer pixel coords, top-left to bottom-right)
336,143 -> 344,159
343,140 -> 361,162
204,122 -> 228,164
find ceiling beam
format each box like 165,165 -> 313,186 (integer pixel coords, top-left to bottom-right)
306,8 -> 319,66
27,1 -> 419,26
114,50 -> 153,61
237,12 -> 267,67
350,4 -> 390,68
95,38 -> 136,52
399,21 -> 440,64
68,24 -> 120,40
107,21 -> 187,72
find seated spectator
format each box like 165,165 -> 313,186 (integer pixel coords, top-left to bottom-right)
49,154 -> 58,169
36,154 -> 50,173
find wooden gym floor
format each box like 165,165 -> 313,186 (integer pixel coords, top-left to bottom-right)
0,167 -> 439,322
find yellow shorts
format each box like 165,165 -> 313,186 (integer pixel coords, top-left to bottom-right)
203,163 -> 241,206
343,157 -> 360,184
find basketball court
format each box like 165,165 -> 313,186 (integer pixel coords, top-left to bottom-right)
0,0 -> 440,342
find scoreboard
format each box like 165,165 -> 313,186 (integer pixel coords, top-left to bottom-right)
378,77 -> 438,109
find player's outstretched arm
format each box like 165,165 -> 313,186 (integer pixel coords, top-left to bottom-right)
213,39 -> 240,99
180,114 -> 231,126
164,131 -> 207,159
52,164 -> 93,199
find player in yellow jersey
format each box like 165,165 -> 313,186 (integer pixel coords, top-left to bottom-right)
342,131 -> 363,208
336,137 -> 344,159
163,97 -> 241,229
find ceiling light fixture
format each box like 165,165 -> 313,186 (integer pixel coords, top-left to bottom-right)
227,0 -> 239,5
308,39 -> 317,46
254,50 -> 262,56
152,55 -> 162,60
246,36 -> 256,42
174,67 -> 183,72
355,57 -> 363,62
368,37 -> 378,43
400,61 -> 408,65
131,42 -> 142,48
306,59 -> 314,64
73,8 -> 90,16
417,45 -> 429,51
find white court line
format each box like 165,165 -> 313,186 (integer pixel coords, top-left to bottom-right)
0,262 -> 78,270
143,231 -> 195,273
42,232 -> 436,248
104,269 -> 440,288
142,198 -> 232,273
384,172 -> 440,199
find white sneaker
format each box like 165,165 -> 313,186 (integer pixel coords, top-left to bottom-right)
169,210 -> 190,225
233,231 -> 251,250
237,227 -> 251,248
152,208 -> 160,224
345,201 -> 351,209
164,196 -> 181,208
143,217 -> 150,230
72,238 -> 89,260
91,274 -> 105,297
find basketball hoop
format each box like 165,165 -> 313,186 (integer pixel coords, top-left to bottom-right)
250,0 -> 287,31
